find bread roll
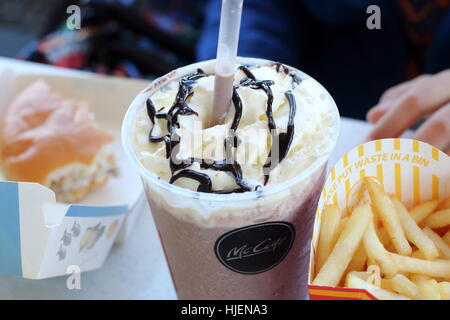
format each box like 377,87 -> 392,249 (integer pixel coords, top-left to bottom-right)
0,80 -> 116,202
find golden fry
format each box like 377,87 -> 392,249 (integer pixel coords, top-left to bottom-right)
337,217 -> 349,235
377,227 -> 391,247
348,271 -> 371,281
366,178 -> 412,255
363,219 -> 397,276
381,274 -> 420,300
312,204 -> 371,287
438,282 -> 450,300
439,196 -> 450,210
411,250 -> 425,259
345,243 -> 367,274
316,205 -> 342,273
392,198 -> 439,260
410,200 -> 439,224
390,254 -> 450,280
424,209 -> 450,229
423,227 -> 450,259
410,274 -> 430,285
443,230 -> 450,245
345,272 -> 410,300
418,279 -> 441,300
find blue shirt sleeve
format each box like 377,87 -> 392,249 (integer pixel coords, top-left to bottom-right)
196,0 -> 298,65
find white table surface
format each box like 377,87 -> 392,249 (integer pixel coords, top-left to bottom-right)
0,57 -> 373,300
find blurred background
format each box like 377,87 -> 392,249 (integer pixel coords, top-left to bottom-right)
1,0 -> 449,120
0,0 -> 66,57
0,0 -> 207,77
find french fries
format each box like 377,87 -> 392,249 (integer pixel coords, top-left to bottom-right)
381,274 -> 420,300
312,204 -> 371,287
363,219 -> 397,276
392,198 -> 439,260
438,282 -> 450,299
312,177 -> 450,300
338,217 -> 349,236
409,200 -> 439,224
346,243 -> 367,273
439,196 -> 450,210
316,205 -> 342,273
377,227 -> 391,247
366,179 -> 412,255
411,250 -> 425,259
345,272 -> 410,300
390,254 -> 450,279
424,209 -> 450,229
423,227 -> 450,259
418,279 -> 441,300
444,230 -> 450,245
410,274 -> 430,285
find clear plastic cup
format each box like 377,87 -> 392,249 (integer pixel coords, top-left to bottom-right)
122,58 -> 340,299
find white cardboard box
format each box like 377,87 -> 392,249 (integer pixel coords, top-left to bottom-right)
0,71 -> 149,279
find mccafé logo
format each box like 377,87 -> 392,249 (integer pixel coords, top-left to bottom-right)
225,237 -> 287,261
215,222 -> 295,274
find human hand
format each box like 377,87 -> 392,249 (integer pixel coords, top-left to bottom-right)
366,70 -> 450,154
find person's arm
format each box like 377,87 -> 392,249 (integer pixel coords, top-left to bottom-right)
196,0 -> 298,65
366,70 -> 450,155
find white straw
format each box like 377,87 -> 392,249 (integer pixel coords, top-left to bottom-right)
211,0 -> 244,126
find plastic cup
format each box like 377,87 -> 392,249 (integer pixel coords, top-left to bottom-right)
122,58 -> 340,299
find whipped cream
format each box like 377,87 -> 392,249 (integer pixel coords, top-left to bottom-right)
132,64 -> 334,193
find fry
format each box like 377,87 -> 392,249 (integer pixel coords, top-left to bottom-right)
312,204 -> 372,287
423,227 -> 450,259
424,209 -> 450,229
363,219 -> 397,276
410,274 -> 430,284
410,200 -> 439,223
337,217 -> 349,235
418,279 -> 441,300
443,230 -> 450,245
385,243 -> 396,253
348,271 -> 371,281
377,227 -> 391,247
337,217 -> 352,286
439,196 -> 450,210
381,274 -> 420,300
392,198 -> 439,260
316,205 -> 342,273
390,254 -> 450,279
411,250 -> 425,259
346,243 -> 367,273
438,282 -> 450,300
366,178 -> 412,255
346,272 -> 410,300
367,255 -> 377,267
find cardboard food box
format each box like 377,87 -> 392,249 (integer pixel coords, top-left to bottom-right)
308,138 -> 450,300
0,71 -> 149,279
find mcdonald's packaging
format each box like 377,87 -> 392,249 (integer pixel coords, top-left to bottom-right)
0,72 -> 149,279
308,138 -> 450,300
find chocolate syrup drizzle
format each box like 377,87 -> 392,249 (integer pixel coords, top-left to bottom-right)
263,90 -> 297,185
146,64 -> 299,193
273,62 -> 301,89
